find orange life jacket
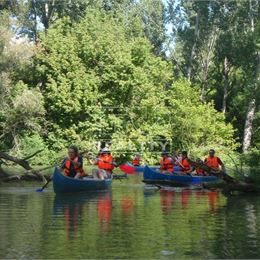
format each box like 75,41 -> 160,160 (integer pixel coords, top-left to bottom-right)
64,157 -> 85,177
196,167 -> 204,175
132,157 -> 140,166
181,158 -> 191,172
97,154 -> 114,171
160,157 -> 174,172
205,156 -> 220,170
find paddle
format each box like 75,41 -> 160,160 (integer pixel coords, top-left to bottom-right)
173,156 -> 185,169
36,178 -> 52,192
119,163 -> 135,174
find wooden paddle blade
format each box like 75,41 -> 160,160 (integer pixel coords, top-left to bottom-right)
119,164 -> 135,174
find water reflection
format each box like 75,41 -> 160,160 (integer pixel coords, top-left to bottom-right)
53,191 -> 112,238
97,192 -> 112,232
1,183 -> 260,259
181,189 -> 191,209
207,191 -> 219,213
160,190 -> 174,214
121,197 -> 134,217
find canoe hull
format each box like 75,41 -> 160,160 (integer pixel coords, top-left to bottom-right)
53,167 -> 112,193
131,163 -> 180,172
143,166 -> 218,186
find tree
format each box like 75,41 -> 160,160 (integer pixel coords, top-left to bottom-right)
35,9 -> 236,162
0,11 -> 45,154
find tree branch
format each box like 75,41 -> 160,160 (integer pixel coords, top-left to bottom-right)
23,149 -> 44,161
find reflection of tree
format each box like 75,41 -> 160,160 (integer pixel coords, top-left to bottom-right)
211,196 -> 260,259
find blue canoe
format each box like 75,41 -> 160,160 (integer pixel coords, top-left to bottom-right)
128,163 -> 180,172
143,166 -> 218,186
53,167 -> 112,193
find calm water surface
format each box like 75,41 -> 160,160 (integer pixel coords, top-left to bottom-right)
0,174 -> 260,259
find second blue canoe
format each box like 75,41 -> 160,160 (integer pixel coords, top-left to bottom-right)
143,166 -> 218,186
129,163 -> 180,172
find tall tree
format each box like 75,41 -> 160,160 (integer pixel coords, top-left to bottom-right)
242,0 -> 259,152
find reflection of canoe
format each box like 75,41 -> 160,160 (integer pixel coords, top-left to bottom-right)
128,163 -> 180,172
53,191 -> 112,238
143,166 -> 218,187
53,167 -> 112,193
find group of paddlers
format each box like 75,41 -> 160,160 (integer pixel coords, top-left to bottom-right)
154,149 -> 225,175
61,145 -> 225,179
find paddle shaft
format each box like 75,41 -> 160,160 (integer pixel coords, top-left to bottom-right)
173,156 -> 185,169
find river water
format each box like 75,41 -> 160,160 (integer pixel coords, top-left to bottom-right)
0,174 -> 260,259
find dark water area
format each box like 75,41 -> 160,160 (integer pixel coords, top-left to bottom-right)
0,174 -> 260,259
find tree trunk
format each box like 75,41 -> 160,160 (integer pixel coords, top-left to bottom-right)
222,56 -> 229,113
32,0 -> 37,42
42,0 -> 55,30
242,1 -> 259,152
0,151 -> 44,179
187,10 -> 200,81
200,28 -> 218,102
242,97 -> 256,152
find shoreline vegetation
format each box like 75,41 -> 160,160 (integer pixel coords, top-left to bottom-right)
1,149 -> 260,195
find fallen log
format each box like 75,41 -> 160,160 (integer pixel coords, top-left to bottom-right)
0,150 -> 44,180
188,158 -> 260,193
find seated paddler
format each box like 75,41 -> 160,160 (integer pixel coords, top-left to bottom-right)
180,151 -> 192,175
61,145 -> 85,179
160,150 -> 174,173
132,153 -> 141,166
93,147 -> 116,180
204,149 -> 226,172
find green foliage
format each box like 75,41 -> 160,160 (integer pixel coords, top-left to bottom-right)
19,134 -> 54,165
166,80 -> 236,150
0,12 -> 45,155
2,1 -> 258,168
33,10 -> 236,164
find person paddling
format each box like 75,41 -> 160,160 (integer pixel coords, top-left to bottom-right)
132,153 -> 141,166
180,151 -> 192,175
61,145 -> 85,179
94,148 -> 116,179
160,151 -> 174,173
204,149 -> 226,172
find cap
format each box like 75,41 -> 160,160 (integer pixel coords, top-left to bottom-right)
101,147 -> 111,153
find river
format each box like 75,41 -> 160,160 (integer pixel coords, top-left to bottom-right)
0,174 -> 260,259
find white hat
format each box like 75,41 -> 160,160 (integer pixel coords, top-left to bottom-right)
101,147 -> 110,153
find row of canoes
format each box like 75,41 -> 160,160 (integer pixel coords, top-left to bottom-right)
52,165 -> 219,193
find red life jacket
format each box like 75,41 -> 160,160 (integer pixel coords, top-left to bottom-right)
64,157 -> 85,177
97,154 -> 114,171
132,157 -> 140,166
181,158 -> 191,172
205,156 -> 221,170
160,157 -> 174,172
196,167 -> 204,175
